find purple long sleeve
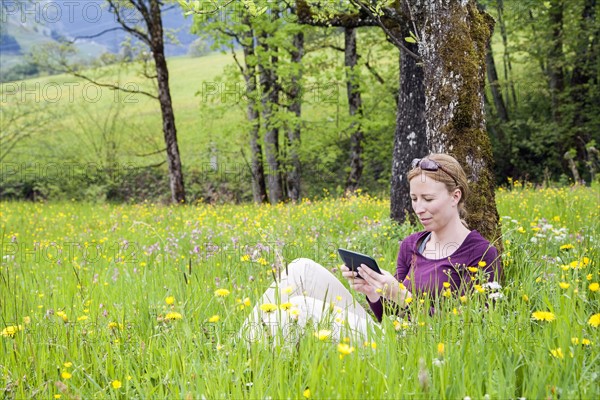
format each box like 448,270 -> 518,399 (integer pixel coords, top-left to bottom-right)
368,230 -> 502,322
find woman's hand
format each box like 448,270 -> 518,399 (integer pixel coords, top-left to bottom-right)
342,264 -> 411,305
341,264 -> 381,302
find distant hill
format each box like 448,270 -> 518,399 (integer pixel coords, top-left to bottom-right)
1,0 -> 196,72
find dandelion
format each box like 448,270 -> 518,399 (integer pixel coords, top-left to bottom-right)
243,297 -> 251,307
56,311 -> 68,323
532,311 -> 556,322
467,267 -> 478,273
1,325 -> 23,338
279,302 -> 293,311
443,289 -> 452,298
559,282 -> 570,289
550,348 -> 564,359
588,313 -> 600,328
77,316 -> 88,322
474,285 -> 485,294
522,294 -> 529,302
165,296 -> 175,305
443,282 -> 451,288
571,337 -> 592,346
63,362 -> 72,368
589,283 -> 599,292
314,330 -> 332,341
283,286 -> 294,294
560,244 -> 574,251
437,342 -> 445,356
460,295 -> 468,304
61,371 -> 72,380
303,388 -> 311,398
208,315 -> 220,323
337,343 -> 355,358
165,312 -> 183,321
214,289 -> 230,297
111,380 -> 122,389
404,297 -> 413,305
478,261 -> 487,267
259,303 -> 277,313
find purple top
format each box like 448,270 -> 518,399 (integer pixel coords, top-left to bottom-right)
368,230 -> 501,322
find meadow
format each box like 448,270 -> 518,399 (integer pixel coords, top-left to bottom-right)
1,183 -> 599,399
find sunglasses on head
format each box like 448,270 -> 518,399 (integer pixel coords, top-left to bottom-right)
411,158 -> 459,186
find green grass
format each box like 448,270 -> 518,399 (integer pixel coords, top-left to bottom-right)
1,184 -> 599,398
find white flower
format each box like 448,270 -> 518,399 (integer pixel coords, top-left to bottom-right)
489,292 -> 504,300
482,281 -> 502,290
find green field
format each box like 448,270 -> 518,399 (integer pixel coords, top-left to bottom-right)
1,184 -> 599,398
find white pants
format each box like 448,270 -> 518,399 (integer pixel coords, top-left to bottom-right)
239,258 -> 376,345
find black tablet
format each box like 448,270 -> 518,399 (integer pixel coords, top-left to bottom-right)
338,248 -> 382,278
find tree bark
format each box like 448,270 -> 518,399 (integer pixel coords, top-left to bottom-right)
286,31 -> 304,202
419,0 -> 500,242
241,21 -> 268,204
344,27 -> 364,192
390,40 -> 428,223
485,41 -> 509,123
258,33 -> 284,204
147,0 -> 185,203
547,0 -> 565,123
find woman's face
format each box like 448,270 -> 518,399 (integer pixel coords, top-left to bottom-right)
409,173 -> 460,232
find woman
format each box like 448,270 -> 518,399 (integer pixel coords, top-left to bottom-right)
240,154 -> 501,343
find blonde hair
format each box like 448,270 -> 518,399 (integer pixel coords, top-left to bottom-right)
408,153 -> 470,226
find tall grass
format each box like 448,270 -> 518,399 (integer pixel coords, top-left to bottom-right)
1,184 -> 598,398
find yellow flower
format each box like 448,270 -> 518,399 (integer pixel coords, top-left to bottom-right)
111,380 -> 122,389
550,348 -> 564,359
468,267 -> 478,273
63,362 -> 73,368
443,289 -> 452,298
437,342 -> 445,356
589,282 -> 599,292
77,316 -> 88,322
23,316 -> 31,324
259,303 -> 278,313
243,297 -> 251,307
314,330 -> 332,341
459,295 -> 468,304
478,261 -> 487,267
474,285 -> 485,293
587,274 -> 593,281
532,311 -> 556,322
280,302 -> 293,311
398,282 -> 406,291
337,343 -> 355,358
560,244 -> 574,251
165,296 -> 175,305
303,388 -> 311,398
517,227 -> 525,233
214,289 -> 230,297
588,313 -> 600,328
54,395 -> 61,399
522,294 -> 529,303
1,325 -> 23,338
108,322 -> 123,330
56,311 -> 68,322
283,286 -> 294,294
404,297 -> 413,305
443,282 -> 451,288
164,312 -> 183,321
208,315 -> 220,323
571,337 -> 592,346
61,371 -> 72,380
559,282 -> 570,289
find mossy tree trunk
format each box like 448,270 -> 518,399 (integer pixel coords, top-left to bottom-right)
419,0 -> 501,242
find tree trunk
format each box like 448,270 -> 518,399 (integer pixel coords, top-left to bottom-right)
419,0 -> 500,242
287,31 -> 304,202
547,0 -> 565,123
486,41 -> 509,123
242,22 -> 268,203
258,33 -> 284,204
149,0 -> 185,203
344,27 -> 364,192
390,42 -> 428,223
